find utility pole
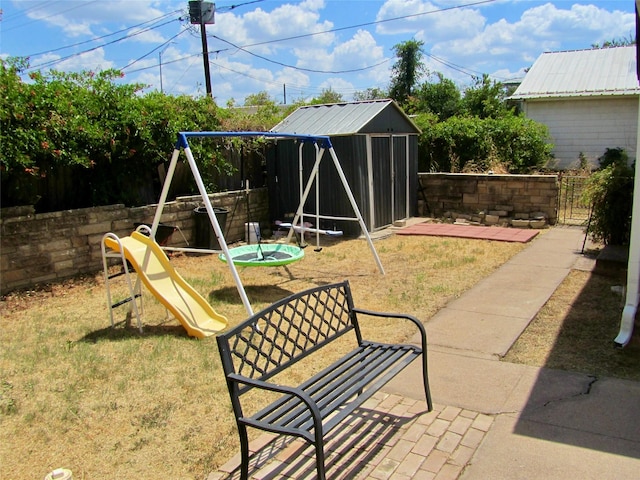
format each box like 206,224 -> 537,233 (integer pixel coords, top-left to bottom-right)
189,1 -> 215,97
159,51 -> 164,93
159,43 -> 174,94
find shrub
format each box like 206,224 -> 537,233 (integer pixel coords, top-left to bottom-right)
0,59 -> 277,212
582,148 -> 634,245
417,113 -> 552,173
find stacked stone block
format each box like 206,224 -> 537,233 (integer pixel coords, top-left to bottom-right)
0,188 -> 269,295
419,173 -> 558,228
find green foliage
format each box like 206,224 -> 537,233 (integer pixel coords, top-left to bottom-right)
353,87 -> 388,101
244,91 -> 273,106
591,36 -> 636,48
597,147 -> 628,169
578,152 -> 589,171
389,40 -> 426,107
418,113 -> 552,173
461,74 -> 514,119
309,87 -> 344,104
0,58 -> 263,211
410,72 -> 461,119
405,67 -> 552,173
582,148 -> 634,245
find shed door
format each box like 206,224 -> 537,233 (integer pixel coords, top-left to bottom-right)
369,135 -> 410,230
370,136 -> 392,229
393,135 -> 409,222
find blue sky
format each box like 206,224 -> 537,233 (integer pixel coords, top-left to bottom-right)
1,1 -> 636,105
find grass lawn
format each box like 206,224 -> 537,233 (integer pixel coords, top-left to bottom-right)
503,267 -> 640,380
0,233 -> 526,479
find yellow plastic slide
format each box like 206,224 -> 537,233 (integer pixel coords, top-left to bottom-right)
103,231 -> 228,338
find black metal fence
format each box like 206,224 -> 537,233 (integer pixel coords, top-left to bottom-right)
557,175 -> 591,225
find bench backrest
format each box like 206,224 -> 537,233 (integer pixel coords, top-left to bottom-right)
217,281 -> 358,393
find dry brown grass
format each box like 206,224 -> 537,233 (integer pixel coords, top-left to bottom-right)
503,268 -> 640,381
0,234 -> 525,480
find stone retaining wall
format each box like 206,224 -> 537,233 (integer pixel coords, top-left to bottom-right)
2,174 -> 561,294
418,173 -> 558,226
0,189 -> 269,295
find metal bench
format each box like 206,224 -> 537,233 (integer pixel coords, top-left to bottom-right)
217,280 -> 432,480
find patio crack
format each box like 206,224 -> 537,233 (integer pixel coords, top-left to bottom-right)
543,375 -> 598,407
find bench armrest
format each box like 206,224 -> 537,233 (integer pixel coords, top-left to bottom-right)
227,373 -> 323,437
351,307 -> 432,412
351,307 -> 427,346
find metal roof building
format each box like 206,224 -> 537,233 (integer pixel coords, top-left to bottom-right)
268,100 -> 420,235
271,99 -> 419,136
510,47 -> 640,100
509,46 -> 639,169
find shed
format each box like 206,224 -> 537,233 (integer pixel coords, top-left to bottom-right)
268,99 -> 420,235
509,46 -> 640,169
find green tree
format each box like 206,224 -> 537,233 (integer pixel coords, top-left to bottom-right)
461,74 -> 513,119
389,40 -> 426,107
310,87 -> 343,104
353,87 -> 388,101
591,35 -> 635,48
244,91 -> 273,106
412,72 -> 461,119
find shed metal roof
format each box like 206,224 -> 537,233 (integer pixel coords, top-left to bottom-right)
510,46 -> 640,100
271,99 -> 419,136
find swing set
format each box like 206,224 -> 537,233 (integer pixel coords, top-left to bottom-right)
106,131 -> 384,324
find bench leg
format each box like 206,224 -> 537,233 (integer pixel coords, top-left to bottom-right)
315,441 -> 326,480
422,356 -> 433,412
239,425 -> 250,480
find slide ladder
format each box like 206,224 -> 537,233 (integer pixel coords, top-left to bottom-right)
101,230 -> 228,338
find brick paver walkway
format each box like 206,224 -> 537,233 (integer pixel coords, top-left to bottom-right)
207,392 -> 493,480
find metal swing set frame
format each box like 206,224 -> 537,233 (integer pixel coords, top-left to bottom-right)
148,131 -> 384,317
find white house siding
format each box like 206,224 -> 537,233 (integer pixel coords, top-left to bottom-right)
522,96 -> 638,170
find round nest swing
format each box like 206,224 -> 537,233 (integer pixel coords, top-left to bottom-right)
219,244 -> 304,267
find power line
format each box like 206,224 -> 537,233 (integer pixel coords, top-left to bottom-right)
26,18 -> 181,72
217,0 -> 266,12
425,53 -> 482,79
2,1 -> 101,33
125,52 -> 203,74
212,35 -> 390,74
25,9 -> 183,58
118,0 -> 498,95
210,0 -> 497,52
121,28 -> 190,71
2,2 -> 52,23
20,0 -> 500,95
196,0 -> 497,79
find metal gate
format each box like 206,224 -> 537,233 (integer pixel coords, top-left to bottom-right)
557,175 -> 591,225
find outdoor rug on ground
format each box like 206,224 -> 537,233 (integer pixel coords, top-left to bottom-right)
397,223 -> 540,243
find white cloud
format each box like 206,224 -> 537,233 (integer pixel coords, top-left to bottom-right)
215,0 -> 335,56
376,0 -> 486,39
333,30 -> 385,70
319,77 -> 355,96
127,26 -> 167,44
419,2 -> 635,84
7,0 -> 636,104
33,48 -> 115,73
293,29 -> 387,82
15,0 -> 169,38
